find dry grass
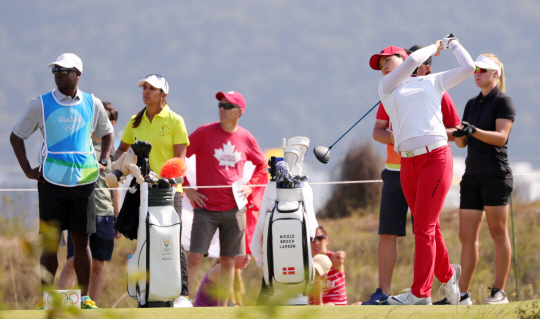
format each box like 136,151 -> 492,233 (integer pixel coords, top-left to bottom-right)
1,202 -> 540,310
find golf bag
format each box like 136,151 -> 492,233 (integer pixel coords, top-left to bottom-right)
126,182 -> 183,307
260,136 -> 315,305
262,188 -> 314,304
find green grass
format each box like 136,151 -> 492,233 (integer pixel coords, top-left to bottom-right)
1,301 -> 539,319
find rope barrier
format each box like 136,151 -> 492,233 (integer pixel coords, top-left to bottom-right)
1,172 -> 539,192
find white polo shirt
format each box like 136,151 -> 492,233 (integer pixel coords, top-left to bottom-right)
378,73 -> 447,153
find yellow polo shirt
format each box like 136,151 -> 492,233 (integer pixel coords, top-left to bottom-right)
121,105 -> 189,192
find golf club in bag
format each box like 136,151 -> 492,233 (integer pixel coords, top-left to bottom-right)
125,141 -> 183,308
314,100 -> 380,164
258,136 -> 317,305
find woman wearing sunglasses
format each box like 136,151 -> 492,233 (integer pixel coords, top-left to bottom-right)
369,34 -> 474,305
448,54 -> 515,305
116,74 -> 192,306
308,226 -> 349,306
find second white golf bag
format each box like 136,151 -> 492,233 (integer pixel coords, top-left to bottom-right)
126,183 -> 182,307
261,136 -> 315,305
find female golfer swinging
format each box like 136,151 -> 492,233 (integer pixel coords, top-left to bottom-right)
369,34 -> 474,305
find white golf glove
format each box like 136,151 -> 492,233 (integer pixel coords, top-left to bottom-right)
441,33 -> 458,49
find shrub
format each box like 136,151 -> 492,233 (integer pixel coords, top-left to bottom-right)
318,142 -> 383,218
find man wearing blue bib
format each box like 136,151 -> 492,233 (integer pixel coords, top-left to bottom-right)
10,53 -> 114,309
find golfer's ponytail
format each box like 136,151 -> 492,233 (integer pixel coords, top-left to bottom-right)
481,54 -> 505,93
132,107 -> 146,129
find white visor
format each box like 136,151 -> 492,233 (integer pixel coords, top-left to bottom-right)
137,74 -> 169,94
475,55 -> 501,76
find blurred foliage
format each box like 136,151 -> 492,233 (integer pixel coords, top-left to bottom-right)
517,301 -> 540,319
318,142 -> 384,218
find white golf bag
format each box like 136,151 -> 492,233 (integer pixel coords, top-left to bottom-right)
126,183 -> 182,307
260,136 -> 315,305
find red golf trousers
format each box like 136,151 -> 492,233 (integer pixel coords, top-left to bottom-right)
400,145 -> 454,298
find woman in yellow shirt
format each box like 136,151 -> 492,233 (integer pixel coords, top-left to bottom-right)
116,74 -> 191,306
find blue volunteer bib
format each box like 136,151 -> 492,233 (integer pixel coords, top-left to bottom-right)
40,90 -> 98,186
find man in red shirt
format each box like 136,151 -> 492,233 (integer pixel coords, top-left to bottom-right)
365,45 -> 461,305
184,91 -> 267,306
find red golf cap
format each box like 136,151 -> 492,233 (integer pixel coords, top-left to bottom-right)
369,46 -> 409,70
216,91 -> 246,111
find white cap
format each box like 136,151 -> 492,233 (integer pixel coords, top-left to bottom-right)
48,53 -> 83,73
313,254 -> 332,276
137,74 -> 169,94
475,55 -> 501,77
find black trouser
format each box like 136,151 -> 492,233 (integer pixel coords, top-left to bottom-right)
173,192 -> 189,296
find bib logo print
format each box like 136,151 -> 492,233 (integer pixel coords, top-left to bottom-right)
214,141 -> 241,170
159,125 -> 169,136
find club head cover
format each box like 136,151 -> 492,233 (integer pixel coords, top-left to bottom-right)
157,178 -> 170,188
131,140 -> 152,159
105,169 -> 123,188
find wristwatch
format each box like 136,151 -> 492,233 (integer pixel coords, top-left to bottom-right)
99,158 -> 108,166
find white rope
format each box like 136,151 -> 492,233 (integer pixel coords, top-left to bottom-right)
2,173 -> 540,192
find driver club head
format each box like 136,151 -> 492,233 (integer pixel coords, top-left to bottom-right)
313,146 -> 331,164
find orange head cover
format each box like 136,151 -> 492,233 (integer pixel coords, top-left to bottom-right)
160,157 -> 187,179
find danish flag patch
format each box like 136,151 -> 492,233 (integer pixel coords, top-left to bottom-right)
283,267 -> 295,275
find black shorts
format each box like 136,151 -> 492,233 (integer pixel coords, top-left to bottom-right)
38,181 -> 96,234
460,171 -> 513,210
67,216 -> 115,261
378,169 -> 411,236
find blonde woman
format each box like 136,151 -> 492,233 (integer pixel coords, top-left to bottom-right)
440,54 -> 515,305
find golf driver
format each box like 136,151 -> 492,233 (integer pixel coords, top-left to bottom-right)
314,100 -> 380,164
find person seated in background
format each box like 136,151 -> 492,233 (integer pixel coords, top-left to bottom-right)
309,226 -> 361,305
309,254 -> 333,305
194,255 -> 250,307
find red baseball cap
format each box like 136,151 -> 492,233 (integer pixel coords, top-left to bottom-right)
369,46 -> 409,70
216,91 -> 246,111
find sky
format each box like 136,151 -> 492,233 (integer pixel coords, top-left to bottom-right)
1,0 -> 539,188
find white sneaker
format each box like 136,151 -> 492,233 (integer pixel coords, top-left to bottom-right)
387,289 -> 432,305
173,295 -> 193,308
460,293 -> 473,305
441,264 -> 461,305
433,292 -> 473,305
483,288 -> 509,304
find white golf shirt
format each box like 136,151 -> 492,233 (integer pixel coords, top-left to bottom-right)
378,42 -> 474,152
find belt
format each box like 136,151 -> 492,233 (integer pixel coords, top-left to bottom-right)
400,140 -> 447,158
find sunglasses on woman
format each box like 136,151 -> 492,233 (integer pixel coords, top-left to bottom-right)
52,67 -> 78,75
311,235 -> 328,242
474,67 -> 491,74
218,102 -> 239,110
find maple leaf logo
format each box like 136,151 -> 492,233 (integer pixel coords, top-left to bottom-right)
214,141 -> 241,170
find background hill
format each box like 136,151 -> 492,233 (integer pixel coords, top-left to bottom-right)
1,1 -> 539,183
